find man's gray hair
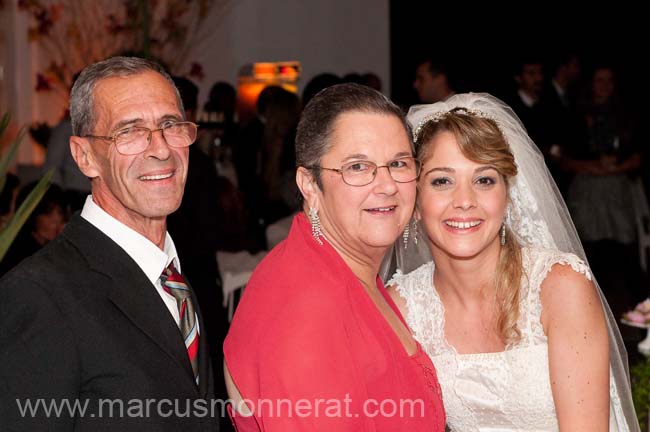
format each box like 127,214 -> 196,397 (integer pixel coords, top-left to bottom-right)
70,56 -> 184,136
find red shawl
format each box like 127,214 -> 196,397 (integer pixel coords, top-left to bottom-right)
224,213 -> 445,431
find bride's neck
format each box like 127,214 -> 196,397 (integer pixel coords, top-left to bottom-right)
431,242 -> 501,305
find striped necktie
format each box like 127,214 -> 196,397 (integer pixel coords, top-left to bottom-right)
160,263 -> 199,384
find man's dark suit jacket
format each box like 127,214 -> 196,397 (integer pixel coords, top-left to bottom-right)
0,215 -> 217,431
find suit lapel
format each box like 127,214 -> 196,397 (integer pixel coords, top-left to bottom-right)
62,215 -> 197,387
107,270 -> 196,383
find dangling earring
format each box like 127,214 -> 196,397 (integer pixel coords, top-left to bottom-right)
402,222 -> 410,248
412,219 -> 419,245
501,205 -> 511,246
309,206 -> 323,245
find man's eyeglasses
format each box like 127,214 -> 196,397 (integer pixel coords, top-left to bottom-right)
82,121 -> 198,155
312,156 -> 421,187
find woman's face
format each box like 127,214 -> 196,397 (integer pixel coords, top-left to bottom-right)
417,131 -> 507,259
33,205 -> 65,244
592,68 -> 614,103
315,111 -> 416,256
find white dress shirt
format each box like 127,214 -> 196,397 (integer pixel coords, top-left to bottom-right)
552,79 -> 569,106
517,89 -> 538,108
80,195 -> 190,328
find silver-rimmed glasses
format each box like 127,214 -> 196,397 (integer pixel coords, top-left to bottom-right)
313,156 -> 421,186
82,121 -> 198,155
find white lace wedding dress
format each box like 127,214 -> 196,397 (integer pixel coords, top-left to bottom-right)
390,246 -> 629,432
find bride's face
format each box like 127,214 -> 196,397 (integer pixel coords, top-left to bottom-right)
417,131 -> 507,260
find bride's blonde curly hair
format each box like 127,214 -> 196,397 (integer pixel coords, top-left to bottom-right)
416,111 -> 523,345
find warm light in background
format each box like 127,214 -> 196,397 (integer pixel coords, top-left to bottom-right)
238,61 -> 301,124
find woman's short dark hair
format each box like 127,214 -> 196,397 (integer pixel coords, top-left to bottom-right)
15,182 -> 65,233
295,83 -> 411,189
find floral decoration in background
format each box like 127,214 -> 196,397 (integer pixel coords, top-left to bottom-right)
16,0 -> 231,111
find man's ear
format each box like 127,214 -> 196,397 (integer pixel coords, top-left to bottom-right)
296,167 -> 320,209
70,136 -> 99,179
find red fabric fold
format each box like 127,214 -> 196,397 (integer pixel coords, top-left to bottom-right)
224,213 -> 445,431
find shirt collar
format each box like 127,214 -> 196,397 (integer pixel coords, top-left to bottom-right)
517,89 -> 537,108
552,79 -> 566,98
80,195 -> 180,284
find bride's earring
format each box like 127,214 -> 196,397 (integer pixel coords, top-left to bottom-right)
500,223 -> 506,246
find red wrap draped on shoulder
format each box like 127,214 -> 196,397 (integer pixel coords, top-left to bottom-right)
224,213 -> 445,431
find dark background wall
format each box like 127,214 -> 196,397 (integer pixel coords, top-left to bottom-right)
389,3 -> 647,116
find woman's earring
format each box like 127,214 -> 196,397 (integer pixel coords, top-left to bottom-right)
404,219 -> 419,249
402,222 -> 410,248
309,207 -> 323,245
412,219 -> 419,245
500,206 -> 512,246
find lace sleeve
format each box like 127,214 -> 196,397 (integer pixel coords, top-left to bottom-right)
531,248 -> 592,287
389,262 -> 448,356
521,247 -> 593,344
386,269 -> 406,290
